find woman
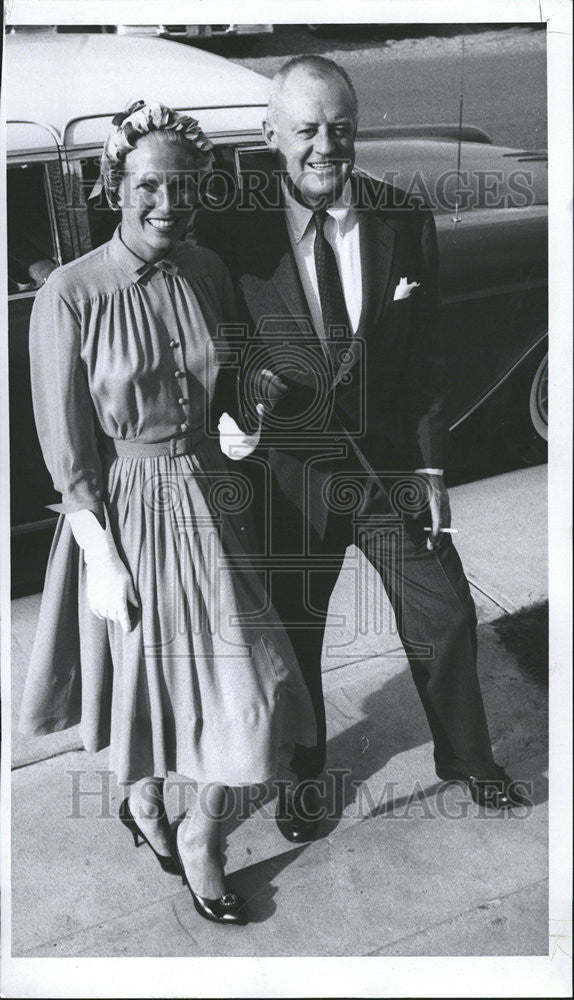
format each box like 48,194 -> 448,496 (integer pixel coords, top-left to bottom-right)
19,101 -> 316,926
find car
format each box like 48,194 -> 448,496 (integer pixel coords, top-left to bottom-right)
3,31 -> 547,594
112,24 -> 274,42
9,24 -> 274,41
354,123 -> 548,460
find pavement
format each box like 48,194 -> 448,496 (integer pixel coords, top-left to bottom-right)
8,465 -> 552,971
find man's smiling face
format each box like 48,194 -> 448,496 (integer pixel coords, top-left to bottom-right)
263,67 -> 358,208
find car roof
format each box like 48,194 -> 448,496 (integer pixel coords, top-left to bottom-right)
3,31 -> 271,153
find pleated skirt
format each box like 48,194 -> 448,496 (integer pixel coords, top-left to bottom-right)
20,438 -> 317,786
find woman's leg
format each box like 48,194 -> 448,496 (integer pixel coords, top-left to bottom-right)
127,776 -> 172,858
176,783 -> 227,898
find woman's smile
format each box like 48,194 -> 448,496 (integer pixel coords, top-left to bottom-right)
118,134 -> 199,262
146,217 -> 178,230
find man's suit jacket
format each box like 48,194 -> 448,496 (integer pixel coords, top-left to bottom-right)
200,166 -> 449,539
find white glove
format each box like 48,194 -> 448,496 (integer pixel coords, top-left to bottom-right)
218,403 -> 265,461
67,509 -> 138,633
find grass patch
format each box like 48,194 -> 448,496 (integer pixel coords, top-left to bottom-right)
492,601 -> 548,686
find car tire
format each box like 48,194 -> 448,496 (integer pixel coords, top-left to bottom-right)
529,351 -> 548,442
513,345 -> 548,466
481,341 -> 548,470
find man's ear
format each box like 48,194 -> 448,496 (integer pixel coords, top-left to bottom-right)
262,119 -> 278,151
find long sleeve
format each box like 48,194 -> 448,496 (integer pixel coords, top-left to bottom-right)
200,255 -> 250,435
406,208 -> 449,470
29,279 -> 105,518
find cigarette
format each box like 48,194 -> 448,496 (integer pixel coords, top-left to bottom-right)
424,527 -> 459,533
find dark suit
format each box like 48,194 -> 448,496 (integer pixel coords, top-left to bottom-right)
201,167 -> 497,782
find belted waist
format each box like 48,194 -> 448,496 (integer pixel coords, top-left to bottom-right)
102,431 -> 204,459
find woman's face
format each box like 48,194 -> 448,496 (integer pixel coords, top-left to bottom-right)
117,133 -> 200,262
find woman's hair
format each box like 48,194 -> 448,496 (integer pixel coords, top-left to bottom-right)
101,100 -> 214,210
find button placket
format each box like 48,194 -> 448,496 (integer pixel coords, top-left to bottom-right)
167,328 -> 190,427
160,272 -> 191,429
161,270 -> 207,435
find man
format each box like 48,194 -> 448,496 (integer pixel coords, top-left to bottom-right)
206,55 -> 524,841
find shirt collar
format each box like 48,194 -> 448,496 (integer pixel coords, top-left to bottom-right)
110,226 -> 181,281
282,179 -> 355,244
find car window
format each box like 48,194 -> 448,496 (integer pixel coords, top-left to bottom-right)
79,154 -> 119,249
7,163 -> 60,294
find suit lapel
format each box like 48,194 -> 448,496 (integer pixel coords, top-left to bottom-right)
355,178 -> 396,341
332,177 -> 396,387
270,228 -> 311,320
244,210 -> 324,385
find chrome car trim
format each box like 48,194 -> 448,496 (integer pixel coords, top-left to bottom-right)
62,105 -> 268,148
357,123 -> 493,144
7,290 -> 40,302
449,333 -> 548,431
7,119 -> 62,146
60,131 -> 264,160
11,518 -> 59,537
442,279 -> 547,305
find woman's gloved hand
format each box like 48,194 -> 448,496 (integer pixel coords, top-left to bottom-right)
218,403 -> 265,461
67,509 -> 138,633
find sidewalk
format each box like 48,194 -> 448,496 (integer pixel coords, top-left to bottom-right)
10,466 -> 549,958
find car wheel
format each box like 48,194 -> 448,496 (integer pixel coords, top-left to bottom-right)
480,341 -> 548,470
529,351 -> 548,441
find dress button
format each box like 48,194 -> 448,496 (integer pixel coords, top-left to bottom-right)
169,340 -> 180,349
174,370 -> 184,378
178,397 -> 188,406
180,422 -> 189,432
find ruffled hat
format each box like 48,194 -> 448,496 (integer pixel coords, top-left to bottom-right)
100,99 -> 214,209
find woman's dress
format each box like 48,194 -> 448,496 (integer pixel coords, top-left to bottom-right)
19,228 -> 316,786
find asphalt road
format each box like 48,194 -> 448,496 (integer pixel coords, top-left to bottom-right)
230,24 -> 547,150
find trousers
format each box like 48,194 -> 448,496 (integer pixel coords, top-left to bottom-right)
262,466 -> 497,784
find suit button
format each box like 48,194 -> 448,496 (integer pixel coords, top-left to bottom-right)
178,397 -> 188,406
174,370 -> 184,378
169,340 -> 180,349
180,421 -> 189,432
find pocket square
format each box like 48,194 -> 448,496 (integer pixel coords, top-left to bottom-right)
394,276 -> 421,301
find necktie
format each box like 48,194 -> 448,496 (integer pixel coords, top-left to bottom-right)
313,209 -> 351,374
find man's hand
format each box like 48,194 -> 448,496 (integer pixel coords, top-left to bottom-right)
252,368 -> 288,409
421,473 -> 451,549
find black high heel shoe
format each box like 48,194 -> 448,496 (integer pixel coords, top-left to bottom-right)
119,798 -> 181,876
170,821 -> 248,926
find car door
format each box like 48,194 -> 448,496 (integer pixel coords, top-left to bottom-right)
7,123 -> 81,591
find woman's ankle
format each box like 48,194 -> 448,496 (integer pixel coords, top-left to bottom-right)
128,778 -> 167,821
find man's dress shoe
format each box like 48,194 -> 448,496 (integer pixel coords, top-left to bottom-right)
276,784 -> 321,843
437,767 -> 530,809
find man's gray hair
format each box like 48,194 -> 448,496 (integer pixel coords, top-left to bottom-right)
267,55 -> 359,123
